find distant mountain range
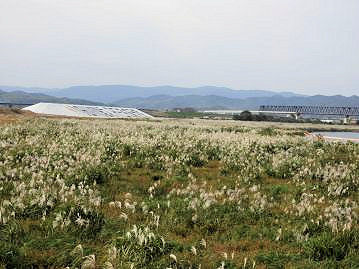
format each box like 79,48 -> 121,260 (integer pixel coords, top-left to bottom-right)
1,85 -> 358,111
0,89 -> 102,106
113,94 -> 359,110
1,85 -> 306,103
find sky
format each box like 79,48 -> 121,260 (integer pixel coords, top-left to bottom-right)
0,0 -> 358,96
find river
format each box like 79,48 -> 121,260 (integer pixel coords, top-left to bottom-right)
312,132 -> 359,141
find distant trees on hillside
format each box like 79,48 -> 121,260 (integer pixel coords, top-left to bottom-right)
233,110 -> 321,123
172,107 -> 197,113
233,110 -> 253,121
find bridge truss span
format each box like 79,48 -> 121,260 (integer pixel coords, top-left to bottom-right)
259,105 -> 359,116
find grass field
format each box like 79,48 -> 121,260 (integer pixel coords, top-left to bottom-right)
0,114 -> 359,268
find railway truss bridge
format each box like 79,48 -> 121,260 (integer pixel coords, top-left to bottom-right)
259,105 -> 359,122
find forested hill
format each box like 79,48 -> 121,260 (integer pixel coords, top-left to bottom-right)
0,89 -> 102,106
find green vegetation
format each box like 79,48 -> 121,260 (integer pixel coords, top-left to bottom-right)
0,118 -> 358,268
233,110 -> 323,124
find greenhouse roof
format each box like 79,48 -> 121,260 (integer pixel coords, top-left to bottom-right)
22,103 -> 153,119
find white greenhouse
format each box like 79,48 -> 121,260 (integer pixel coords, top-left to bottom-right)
22,103 -> 153,119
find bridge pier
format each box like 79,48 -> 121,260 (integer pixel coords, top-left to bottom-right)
290,113 -> 300,120
343,116 -> 351,124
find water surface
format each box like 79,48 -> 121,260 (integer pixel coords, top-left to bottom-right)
312,132 -> 359,140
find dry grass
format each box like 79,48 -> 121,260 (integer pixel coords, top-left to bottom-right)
1,115 -> 359,268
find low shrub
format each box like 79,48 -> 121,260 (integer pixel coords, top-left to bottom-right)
304,231 -> 359,261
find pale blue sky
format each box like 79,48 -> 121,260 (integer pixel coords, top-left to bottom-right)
0,0 -> 358,95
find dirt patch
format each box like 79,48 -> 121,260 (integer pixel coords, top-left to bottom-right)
0,107 -> 35,125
